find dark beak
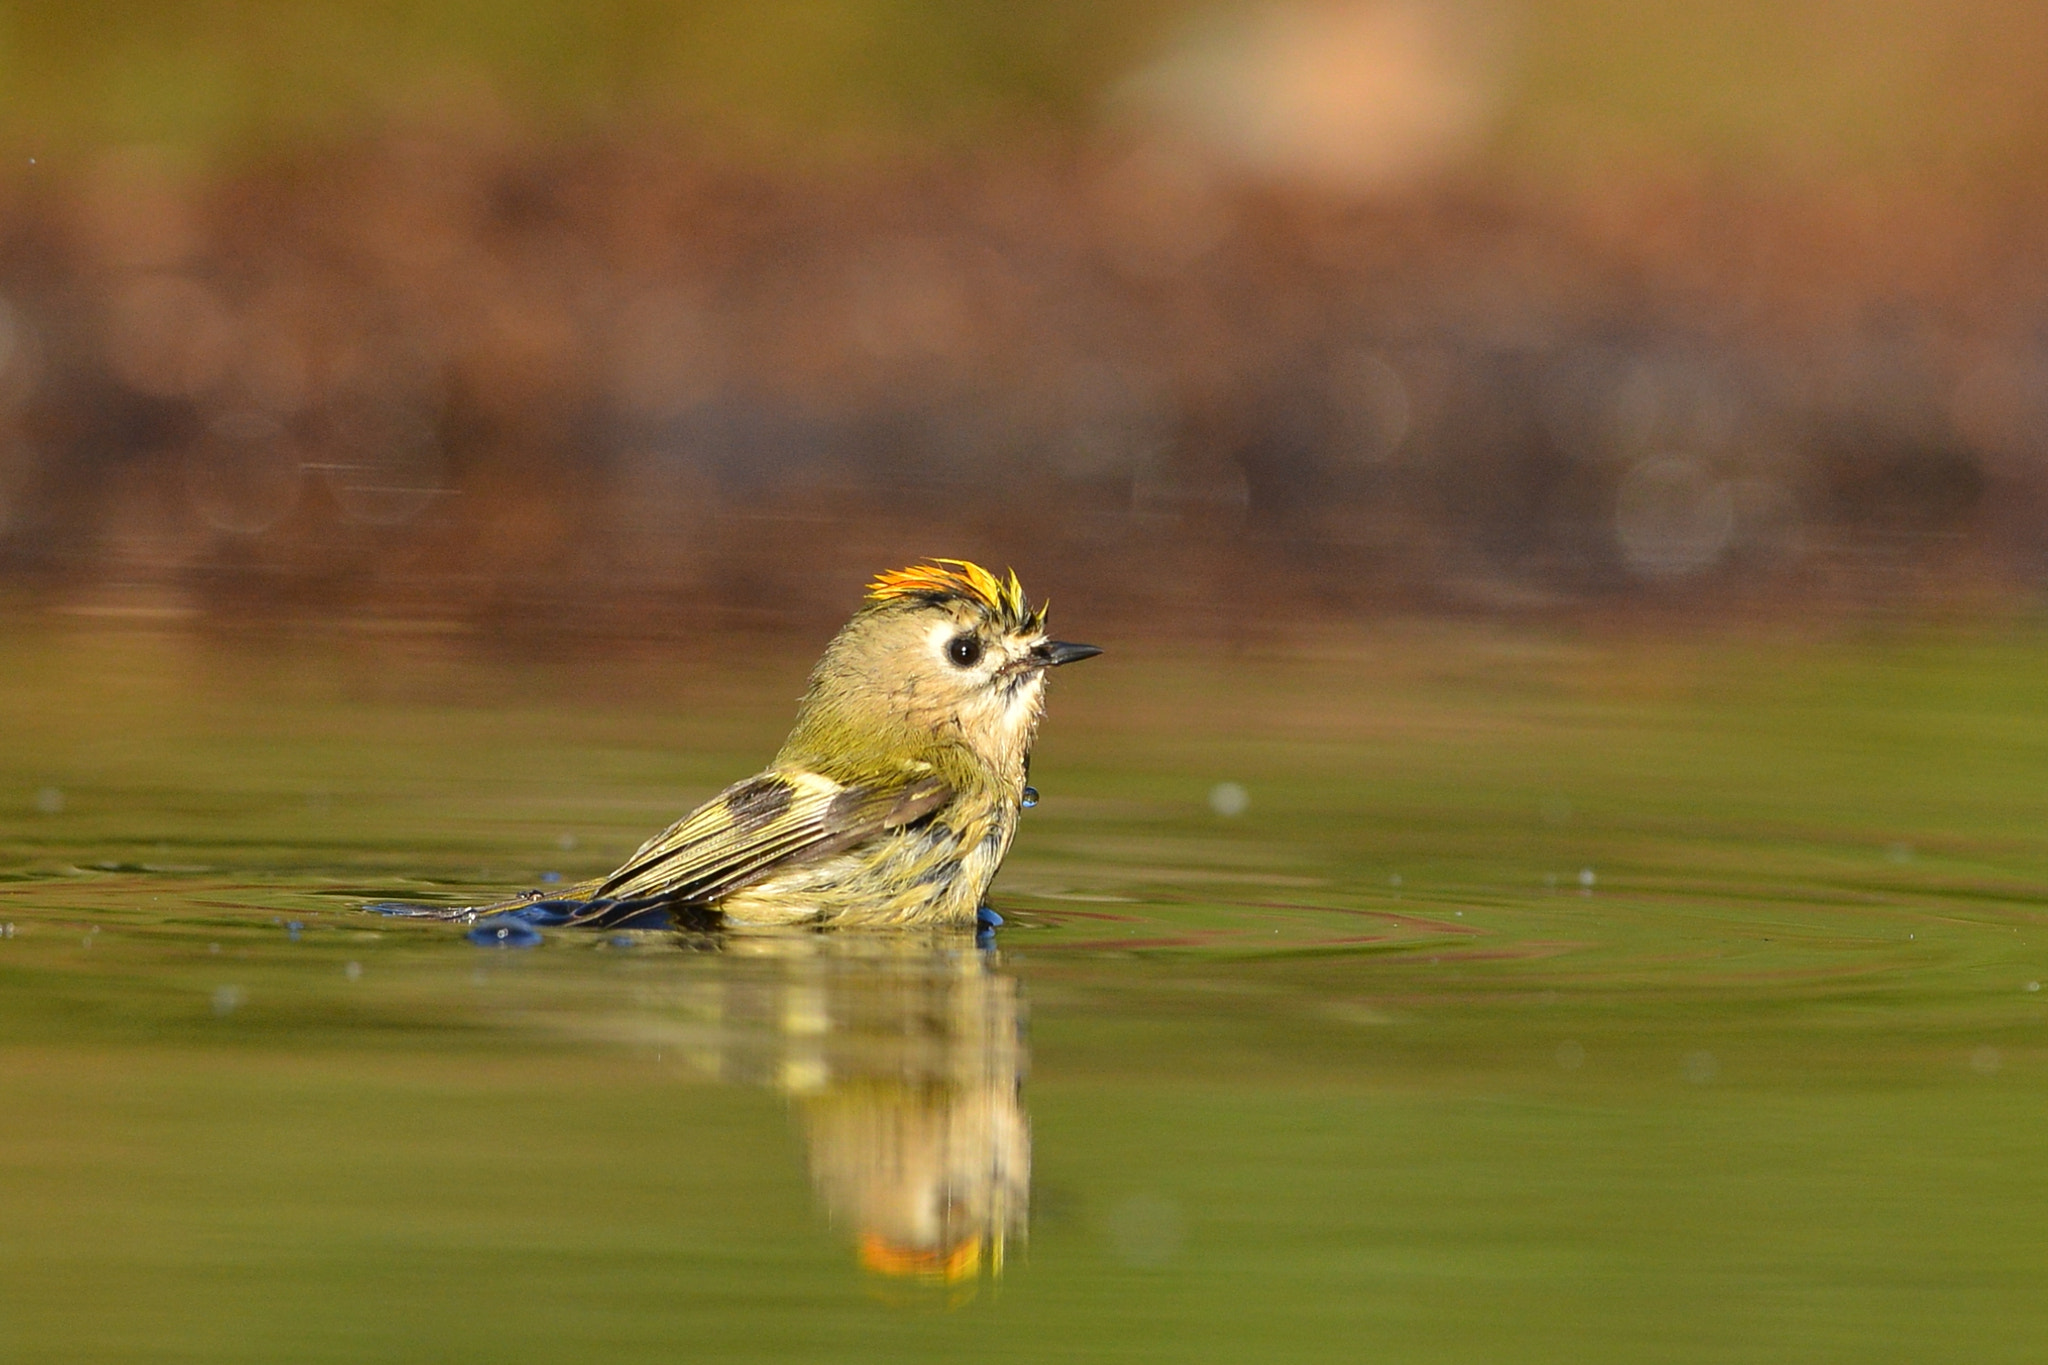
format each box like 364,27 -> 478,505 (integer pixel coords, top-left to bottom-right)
1040,640 -> 1103,668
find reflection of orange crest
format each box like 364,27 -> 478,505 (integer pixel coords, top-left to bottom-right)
859,1231 -> 994,1283
865,559 -> 1044,632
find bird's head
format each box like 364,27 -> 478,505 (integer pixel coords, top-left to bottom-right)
784,559 -> 1100,782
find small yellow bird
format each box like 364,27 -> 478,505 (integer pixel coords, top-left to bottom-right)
493,559 -> 1098,930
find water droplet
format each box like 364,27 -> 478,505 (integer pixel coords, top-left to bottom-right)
344,961 -> 362,980
1021,786 -> 1039,809
212,985 -> 245,1016
467,918 -> 542,949
1208,782 -> 1249,817
285,921 -> 302,941
32,786 -> 63,815
1579,867 -> 1597,889
555,832 -> 578,852
2027,981 -> 2040,993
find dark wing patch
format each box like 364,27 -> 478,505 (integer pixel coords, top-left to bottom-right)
725,774 -> 795,833
588,769 -> 952,906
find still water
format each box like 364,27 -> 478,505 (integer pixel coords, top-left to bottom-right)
3,617 -> 2047,1362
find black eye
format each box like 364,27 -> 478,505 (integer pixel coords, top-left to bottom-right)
946,634 -> 984,668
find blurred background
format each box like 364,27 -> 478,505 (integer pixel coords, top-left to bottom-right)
1,0 -> 2045,636
11,14 -> 2048,1349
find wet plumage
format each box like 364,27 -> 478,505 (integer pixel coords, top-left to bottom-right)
499,560 -> 1098,929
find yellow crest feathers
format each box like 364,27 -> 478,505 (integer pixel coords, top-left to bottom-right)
866,559 -> 1043,630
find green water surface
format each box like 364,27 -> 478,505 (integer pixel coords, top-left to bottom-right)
2,617 -> 2045,1363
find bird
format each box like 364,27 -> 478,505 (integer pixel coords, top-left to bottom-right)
488,559 -> 1099,930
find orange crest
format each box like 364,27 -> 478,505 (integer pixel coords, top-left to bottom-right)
858,1231 -> 992,1283
866,559 -> 1043,631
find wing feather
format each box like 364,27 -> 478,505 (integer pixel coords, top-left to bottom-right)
590,768 -> 951,904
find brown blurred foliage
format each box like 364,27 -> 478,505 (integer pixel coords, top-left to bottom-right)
0,123 -> 2045,637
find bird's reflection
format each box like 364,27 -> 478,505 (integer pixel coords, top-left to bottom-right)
596,932 -> 1027,1289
